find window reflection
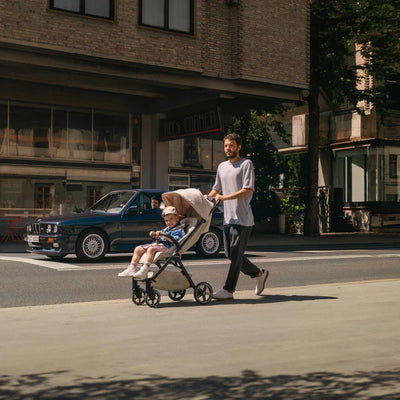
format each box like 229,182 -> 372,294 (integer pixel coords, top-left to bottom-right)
93,111 -> 129,163
0,102 -> 7,155
69,110 -> 92,161
52,109 -> 68,159
9,103 -> 51,158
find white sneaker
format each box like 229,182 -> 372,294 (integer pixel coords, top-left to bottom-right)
213,288 -> 233,300
133,265 -> 149,280
118,264 -> 139,278
255,269 -> 269,295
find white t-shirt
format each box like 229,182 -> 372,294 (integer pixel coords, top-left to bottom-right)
213,158 -> 255,226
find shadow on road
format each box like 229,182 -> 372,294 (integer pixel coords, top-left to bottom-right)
1,369 -> 399,399
155,294 -> 338,309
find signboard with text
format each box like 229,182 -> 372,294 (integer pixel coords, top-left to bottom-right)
159,108 -> 223,141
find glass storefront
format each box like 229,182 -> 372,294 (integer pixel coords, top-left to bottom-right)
168,135 -> 225,193
0,100 -> 140,243
333,146 -> 400,202
0,177 -> 132,218
0,101 -> 139,164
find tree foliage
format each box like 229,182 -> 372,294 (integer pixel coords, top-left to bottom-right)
304,0 -> 400,235
229,108 -> 288,221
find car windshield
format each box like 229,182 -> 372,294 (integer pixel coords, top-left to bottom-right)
89,191 -> 136,213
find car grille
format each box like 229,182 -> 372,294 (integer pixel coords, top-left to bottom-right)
30,223 -> 45,233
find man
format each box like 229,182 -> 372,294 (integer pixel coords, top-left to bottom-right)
205,133 -> 269,300
151,196 -> 161,214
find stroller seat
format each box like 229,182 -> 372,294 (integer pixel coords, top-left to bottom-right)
139,217 -> 198,265
131,188 -> 216,307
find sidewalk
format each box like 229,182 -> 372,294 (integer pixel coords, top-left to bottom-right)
1,279 -> 399,399
1,231 -> 400,254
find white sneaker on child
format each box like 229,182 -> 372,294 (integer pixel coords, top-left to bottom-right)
118,264 -> 139,278
133,265 -> 149,280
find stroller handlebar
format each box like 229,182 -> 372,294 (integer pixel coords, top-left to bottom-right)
153,232 -> 181,249
206,197 -> 221,215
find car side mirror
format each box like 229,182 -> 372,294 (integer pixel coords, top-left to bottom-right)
125,206 -> 139,216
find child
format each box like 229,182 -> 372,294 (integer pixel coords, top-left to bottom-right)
118,206 -> 186,279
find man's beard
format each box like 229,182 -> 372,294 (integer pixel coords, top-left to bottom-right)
226,149 -> 238,159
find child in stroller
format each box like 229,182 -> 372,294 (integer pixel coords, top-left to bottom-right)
118,188 -> 218,307
118,205 -> 186,279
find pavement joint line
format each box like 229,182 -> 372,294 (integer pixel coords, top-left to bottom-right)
1,278 -> 399,311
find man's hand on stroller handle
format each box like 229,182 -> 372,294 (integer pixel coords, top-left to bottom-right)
204,190 -> 222,204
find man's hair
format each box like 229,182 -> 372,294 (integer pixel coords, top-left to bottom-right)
224,132 -> 242,146
151,196 -> 159,201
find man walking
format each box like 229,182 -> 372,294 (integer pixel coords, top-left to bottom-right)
205,133 -> 269,300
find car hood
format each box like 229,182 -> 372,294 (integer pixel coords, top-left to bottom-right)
35,211 -> 112,224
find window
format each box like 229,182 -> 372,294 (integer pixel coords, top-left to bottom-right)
50,0 -> 115,20
389,154 -> 398,179
9,103 -> 51,158
35,184 -> 53,209
139,0 -> 194,34
87,186 -> 103,208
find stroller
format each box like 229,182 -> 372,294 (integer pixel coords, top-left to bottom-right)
131,188 -> 218,308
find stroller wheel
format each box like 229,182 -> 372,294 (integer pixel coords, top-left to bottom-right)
168,290 -> 186,301
194,282 -> 213,305
132,287 -> 146,305
145,290 -> 161,308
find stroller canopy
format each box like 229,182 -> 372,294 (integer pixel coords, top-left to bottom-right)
162,189 -> 213,221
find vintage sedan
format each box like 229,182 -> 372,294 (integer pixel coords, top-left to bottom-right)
26,189 -> 223,261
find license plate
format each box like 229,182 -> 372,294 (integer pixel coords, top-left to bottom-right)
27,235 -> 39,243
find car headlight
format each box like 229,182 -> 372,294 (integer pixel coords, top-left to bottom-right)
46,224 -> 58,234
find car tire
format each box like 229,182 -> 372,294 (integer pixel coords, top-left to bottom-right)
75,229 -> 108,262
195,228 -> 222,257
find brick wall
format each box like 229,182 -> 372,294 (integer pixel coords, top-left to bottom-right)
0,0 -> 309,88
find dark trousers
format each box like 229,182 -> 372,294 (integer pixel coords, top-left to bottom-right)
223,224 -> 260,293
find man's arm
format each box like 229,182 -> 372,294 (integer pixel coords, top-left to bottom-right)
215,188 -> 253,202
204,189 -> 220,199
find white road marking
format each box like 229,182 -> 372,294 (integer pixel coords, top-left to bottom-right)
0,256 -> 83,271
1,253 -> 400,271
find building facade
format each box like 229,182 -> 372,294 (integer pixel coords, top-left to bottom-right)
0,0 -> 309,231
281,86 -> 400,232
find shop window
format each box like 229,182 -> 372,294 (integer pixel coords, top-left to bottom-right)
50,0 -> 115,20
212,138 -> 225,169
87,186 -> 103,208
9,103 -> 51,158
0,102 -> 7,155
169,175 -> 189,190
69,110 -> 92,161
52,109 -> 68,159
35,184 -> 53,209
139,0 -> 194,34
183,137 -> 201,167
389,155 -> 398,179
93,111 -> 129,163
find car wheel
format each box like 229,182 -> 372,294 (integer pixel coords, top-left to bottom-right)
76,229 -> 108,262
195,228 -> 221,257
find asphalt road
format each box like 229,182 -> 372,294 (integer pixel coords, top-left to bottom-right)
1,239 -> 400,399
1,246 -> 399,308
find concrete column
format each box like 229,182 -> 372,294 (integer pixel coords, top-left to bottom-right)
141,114 -> 169,190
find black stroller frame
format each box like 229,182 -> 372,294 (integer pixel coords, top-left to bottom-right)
131,199 -> 218,308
